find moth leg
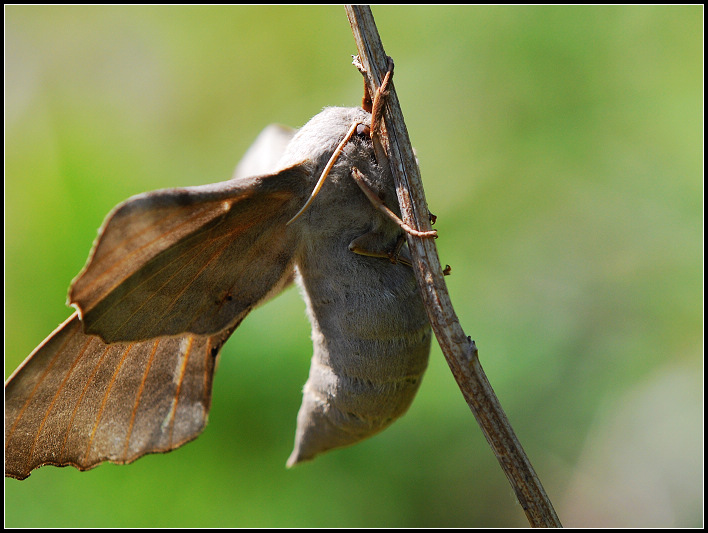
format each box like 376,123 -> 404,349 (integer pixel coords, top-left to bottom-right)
361,78 -> 373,114
356,57 -> 394,168
358,56 -> 392,135
350,167 -> 437,239
370,56 -> 394,139
349,232 -> 412,268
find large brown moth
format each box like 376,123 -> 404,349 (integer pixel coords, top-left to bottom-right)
5,92 -> 434,479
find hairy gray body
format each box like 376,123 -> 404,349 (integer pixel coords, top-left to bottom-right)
283,108 -> 431,465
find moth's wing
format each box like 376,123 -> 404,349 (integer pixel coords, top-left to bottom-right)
5,313 -> 237,480
232,124 -> 296,180
68,166 -> 309,343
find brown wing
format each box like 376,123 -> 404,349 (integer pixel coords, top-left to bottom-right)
5,313 -> 239,480
68,167 -> 308,343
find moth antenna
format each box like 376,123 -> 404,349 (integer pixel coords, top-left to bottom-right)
350,167 -> 437,238
287,121 -> 362,226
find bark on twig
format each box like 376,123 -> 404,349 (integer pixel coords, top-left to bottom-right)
345,5 -> 562,528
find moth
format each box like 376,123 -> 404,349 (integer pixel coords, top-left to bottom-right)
5,86 -> 434,479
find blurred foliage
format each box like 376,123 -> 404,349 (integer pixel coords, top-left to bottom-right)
4,5 -> 702,528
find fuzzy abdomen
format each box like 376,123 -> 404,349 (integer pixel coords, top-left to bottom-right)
287,242 -> 431,466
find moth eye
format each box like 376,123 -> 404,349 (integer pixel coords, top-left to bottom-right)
356,124 -> 371,137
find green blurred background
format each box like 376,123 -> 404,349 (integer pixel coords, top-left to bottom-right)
5,5 -> 702,527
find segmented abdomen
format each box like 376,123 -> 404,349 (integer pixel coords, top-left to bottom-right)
287,253 -> 431,466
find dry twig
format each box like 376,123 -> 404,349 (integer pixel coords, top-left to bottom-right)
345,5 -> 562,528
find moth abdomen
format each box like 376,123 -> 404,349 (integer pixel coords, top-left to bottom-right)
288,255 -> 431,466
286,337 -> 430,466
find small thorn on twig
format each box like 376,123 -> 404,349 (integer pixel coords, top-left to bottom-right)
352,54 -> 365,73
467,337 -> 478,358
429,212 -> 437,225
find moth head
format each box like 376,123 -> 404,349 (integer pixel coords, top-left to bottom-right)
278,107 -> 372,171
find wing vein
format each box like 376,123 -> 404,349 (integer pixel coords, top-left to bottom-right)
25,335 -> 95,469
167,337 -> 195,447
5,317 -> 82,454
58,344 -> 111,462
82,344 -> 135,464
122,339 -> 161,462
108,227 -> 232,338
74,202 -> 230,303
85,221 -> 221,329
89,216 -> 258,339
